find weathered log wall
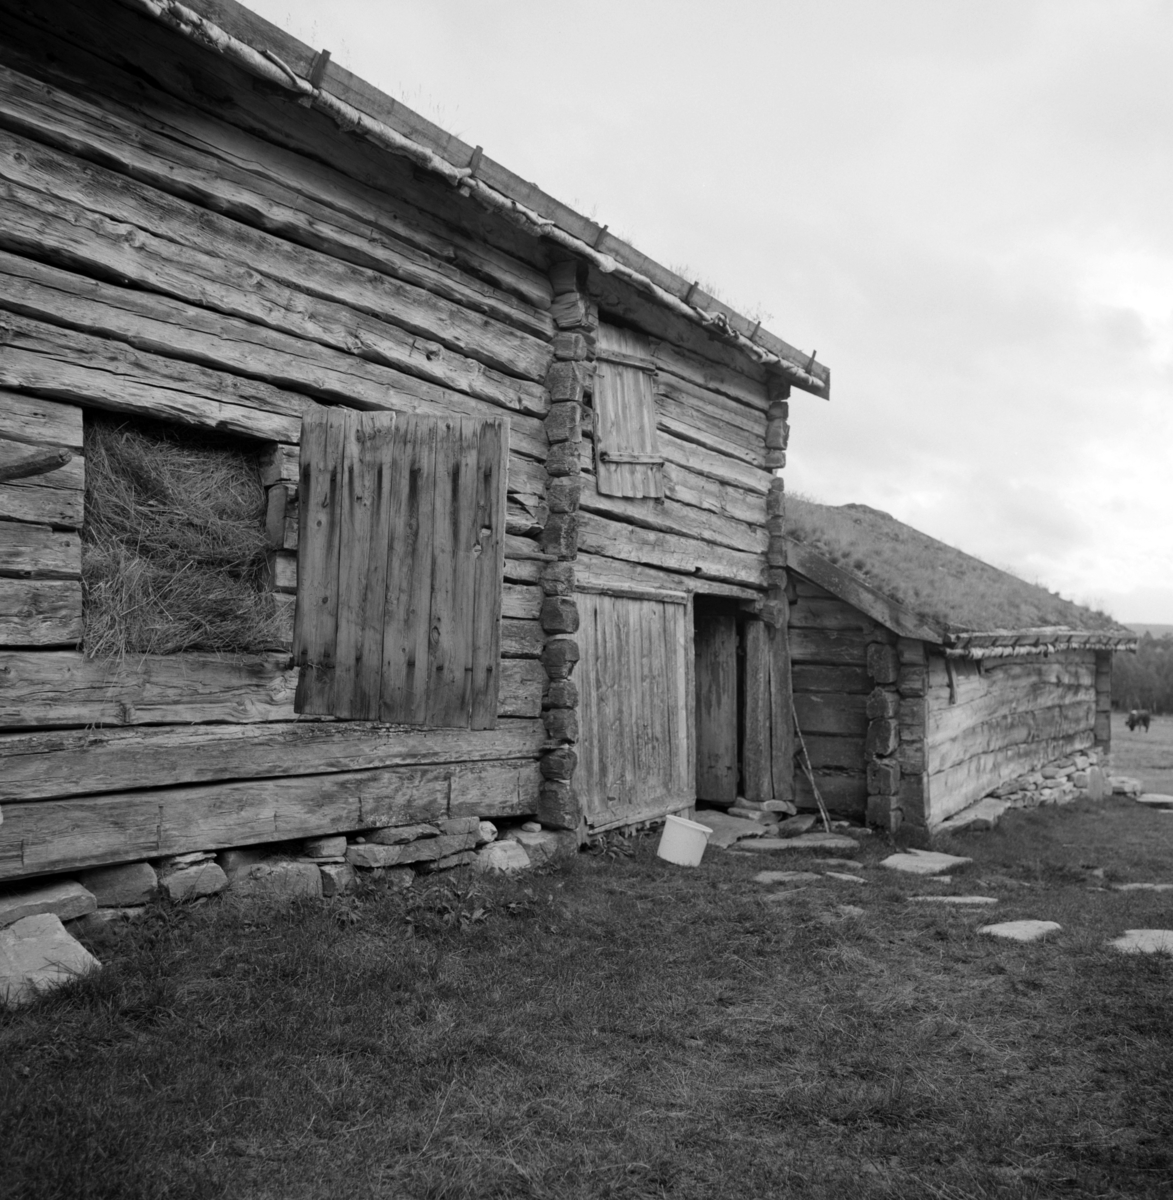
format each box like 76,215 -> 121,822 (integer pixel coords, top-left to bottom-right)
923,650 -> 1098,825
0,3 -> 561,879
787,577 -> 898,819
0,0 -> 792,878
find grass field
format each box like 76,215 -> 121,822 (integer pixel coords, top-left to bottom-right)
2,732 -> 1172,1199
1111,711 -> 1173,795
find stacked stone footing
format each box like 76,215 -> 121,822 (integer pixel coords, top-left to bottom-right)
988,749 -> 1109,810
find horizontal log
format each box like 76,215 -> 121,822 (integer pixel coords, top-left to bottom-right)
0,648 -> 544,727
0,480 -> 82,528
928,700 -> 1097,776
501,617 -> 544,658
927,730 -> 1096,824
0,130 -> 553,389
0,578 -> 81,645
0,257 -> 550,461
788,597 -> 882,634
578,478 -> 767,556
655,372 -> 765,442
656,408 -> 765,473
662,461 -> 765,529
503,583 -> 543,621
0,756 -> 540,880
0,61 -> 554,334
788,627 -> 880,666
0,520 -> 80,578
791,665 -> 872,695
0,717 -> 547,802
803,735 -> 866,771
577,511 -> 763,588
658,430 -> 770,496
574,552 -> 760,600
926,680 -> 1097,747
0,314 -> 304,442
795,769 -> 867,817
793,691 -> 869,737
0,389 -> 83,451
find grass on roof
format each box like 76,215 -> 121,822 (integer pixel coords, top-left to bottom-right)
785,495 -> 1123,635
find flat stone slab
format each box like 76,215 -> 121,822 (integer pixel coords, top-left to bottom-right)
935,797 -> 1009,835
753,870 -> 821,885
0,880 -> 96,929
1108,929 -> 1173,955
910,895 -> 998,906
1,913 -> 101,1007
881,850 -> 972,876
1135,794 -> 1173,809
160,862 -> 228,902
1110,776 -> 1143,797
824,872 -> 866,883
737,833 -> 860,854
694,809 -> 769,848
979,920 -> 1061,942
1114,882 -> 1173,892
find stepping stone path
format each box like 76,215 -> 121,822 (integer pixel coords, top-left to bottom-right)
824,872 -> 866,884
695,809 -> 771,848
1135,794 -> 1173,810
911,895 -> 998,906
979,920 -> 1061,942
1108,930 -> 1173,955
881,849 -> 972,876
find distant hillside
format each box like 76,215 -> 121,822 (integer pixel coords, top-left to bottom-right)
1127,624 -> 1173,639
786,497 -> 1128,635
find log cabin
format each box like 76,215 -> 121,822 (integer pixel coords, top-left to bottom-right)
781,501 -> 1137,837
0,0 -> 830,885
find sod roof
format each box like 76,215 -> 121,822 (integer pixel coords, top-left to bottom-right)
785,496 -> 1133,639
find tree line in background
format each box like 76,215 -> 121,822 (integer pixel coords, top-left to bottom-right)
1112,633 -> 1173,714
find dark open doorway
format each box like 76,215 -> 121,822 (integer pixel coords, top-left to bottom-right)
694,596 -> 744,805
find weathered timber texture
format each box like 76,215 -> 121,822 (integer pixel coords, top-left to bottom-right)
0,758 -> 540,880
0,651 -> 542,728
0,719 -> 547,802
924,650 -> 1098,823
0,579 -> 82,645
576,590 -> 691,829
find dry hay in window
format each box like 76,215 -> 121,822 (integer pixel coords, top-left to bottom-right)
82,416 -> 284,657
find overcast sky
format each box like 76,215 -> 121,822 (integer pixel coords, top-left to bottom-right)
247,0 -> 1173,623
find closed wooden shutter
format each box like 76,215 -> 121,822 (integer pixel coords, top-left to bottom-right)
594,324 -> 664,499
293,407 -> 506,727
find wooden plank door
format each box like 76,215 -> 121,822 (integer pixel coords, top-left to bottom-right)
576,588 -> 692,830
694,598 -> 740,803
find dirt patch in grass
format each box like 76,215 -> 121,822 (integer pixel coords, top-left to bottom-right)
4,799 -> 1173,1200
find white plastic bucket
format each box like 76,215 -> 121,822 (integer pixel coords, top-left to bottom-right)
656,813 -> 714,867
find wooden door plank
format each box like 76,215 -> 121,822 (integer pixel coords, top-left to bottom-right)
331,411 -> 369,718
470,418 -> 506,729
354,415 -> 397,719
382,416 -> 437,724
292,407 -> 347,713
423,418 -> 462,725
769,608 -> 796,805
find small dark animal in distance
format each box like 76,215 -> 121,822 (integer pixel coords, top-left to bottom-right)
1126,708 -> 1152,733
